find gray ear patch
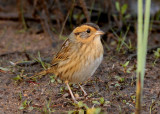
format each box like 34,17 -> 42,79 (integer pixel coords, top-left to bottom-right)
79,32 -> 90,39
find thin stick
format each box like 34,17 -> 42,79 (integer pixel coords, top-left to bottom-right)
59,0 -> 75,38
17,0 -> 27,30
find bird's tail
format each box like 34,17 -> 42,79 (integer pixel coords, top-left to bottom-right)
25,68 -> 55,81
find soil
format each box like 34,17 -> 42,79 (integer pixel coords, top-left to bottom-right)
0,21 -> 160,114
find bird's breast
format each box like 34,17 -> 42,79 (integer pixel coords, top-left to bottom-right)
68,38 -> 103,83
57,36 -> 103,83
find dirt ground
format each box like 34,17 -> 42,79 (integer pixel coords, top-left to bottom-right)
0,21 -> 160,114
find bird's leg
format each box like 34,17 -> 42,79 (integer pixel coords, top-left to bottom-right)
78,84 -> 87,97
65,81 -> 78,103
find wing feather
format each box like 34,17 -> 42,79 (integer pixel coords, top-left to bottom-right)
51,39 -> 73,65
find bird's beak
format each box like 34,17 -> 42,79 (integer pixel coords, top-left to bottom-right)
95,30 -> 105,35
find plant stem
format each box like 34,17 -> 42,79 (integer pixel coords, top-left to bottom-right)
135,0 -> 151,113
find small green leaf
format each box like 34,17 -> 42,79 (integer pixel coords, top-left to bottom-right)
50,76 -> 55,83
115,83 -> 120,87
22,100 -> 27,107
94,108 -> 101,114
51,79 -> 55,83
127,68 -> 131,73
19,92 -> 22,101
57,79 -> 62,84
92,101 -> 100,105
77,101 -> 84,107
99,97 -> 105,104
19,100 -> 28,110
87,108 -> 101,114
125,14 -> 131,19
60,86 -> 64,92
115,1 -> 120,12
19,106 -> 25,110
68,110 -> 76,114
123,61 -> 129,68
78,109 -> 85,114
0,67 -> 10,71
104,101 -> 111,105
75,101 -> 88,109
154,48 -> 160,58
131,95 -> 136,101
123,100 -> 126,103
119,77 -> 125,82
121,4 -> 128,14
13,75 -> 22,81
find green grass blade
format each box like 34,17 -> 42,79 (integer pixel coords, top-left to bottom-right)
136,0 -> 151,113
142,0 -> 151,76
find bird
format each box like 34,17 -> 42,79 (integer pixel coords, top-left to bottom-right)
27,23 -> 104,103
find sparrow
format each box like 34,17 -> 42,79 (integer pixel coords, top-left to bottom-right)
27,23 -> 104,103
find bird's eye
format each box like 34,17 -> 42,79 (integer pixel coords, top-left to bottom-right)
86,29 -> 91,33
